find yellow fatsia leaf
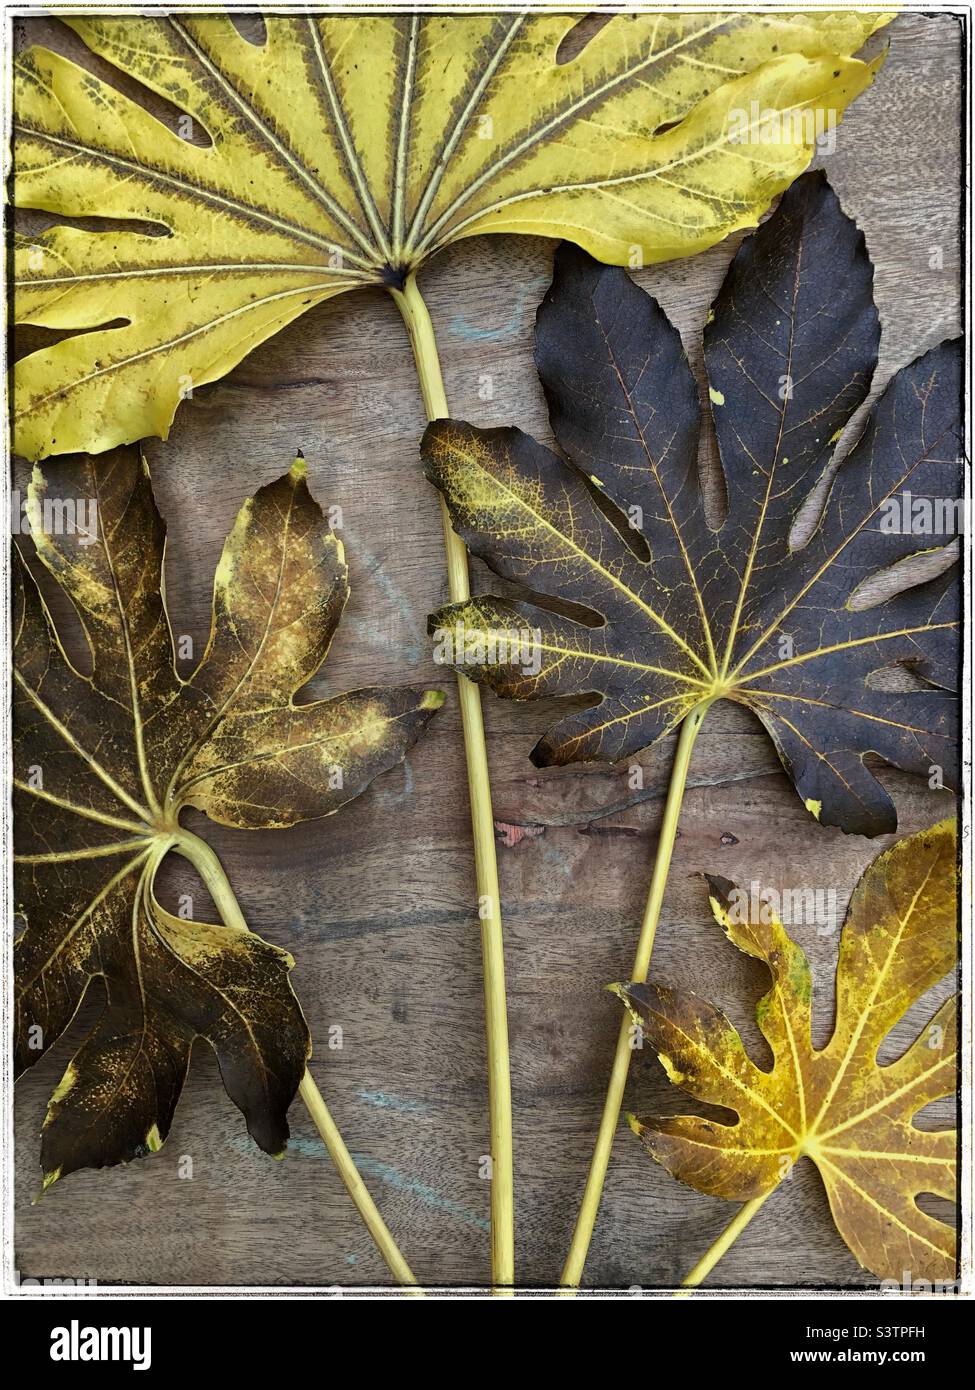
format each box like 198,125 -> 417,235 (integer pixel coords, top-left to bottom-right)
618,819 -> 958,1286
13,9 -> 890,458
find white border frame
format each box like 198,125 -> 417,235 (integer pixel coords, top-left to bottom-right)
1,0 -> 970,1301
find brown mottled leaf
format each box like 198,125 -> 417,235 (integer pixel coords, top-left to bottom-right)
14,450 -> 442,1185
11,10 -> 891,457
618,818 -> 958,1285
426,173 -> 961,835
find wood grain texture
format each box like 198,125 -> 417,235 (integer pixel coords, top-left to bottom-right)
12,11 -> 961,1291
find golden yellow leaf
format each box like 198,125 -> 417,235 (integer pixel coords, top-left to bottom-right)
619,819 -> 958,1285
13,9 -> 890,457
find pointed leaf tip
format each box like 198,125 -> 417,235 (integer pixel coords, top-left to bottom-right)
34,1167 -> 62,1204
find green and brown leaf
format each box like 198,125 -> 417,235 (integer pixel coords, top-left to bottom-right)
14,450 -> 442,1185
12,9 -> 890,458
617,818 -> 958,1285
425,172 -> 961,836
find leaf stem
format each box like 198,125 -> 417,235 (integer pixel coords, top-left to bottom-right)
296,1071 -> 422,1294
389,271 -> 515,1293
172,830 -> 422,1292
676,1187 -> 779,1294
560,700 -> 711,1289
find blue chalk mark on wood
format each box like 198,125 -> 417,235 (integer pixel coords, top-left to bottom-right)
229,1133 -> 489,1233
351,1155 -> 490,1234
448,279 -> 549,342
355,1089 -> 428,1114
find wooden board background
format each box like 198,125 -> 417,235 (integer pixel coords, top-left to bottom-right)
11,10 -> 963,1291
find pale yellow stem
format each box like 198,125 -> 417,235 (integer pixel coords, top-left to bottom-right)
560,701 -> 712,1289
297,1071 -> 422,1293
390,272 -> 515,1293
677,1188 -> 779,1294
173,830 -> 421,1292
